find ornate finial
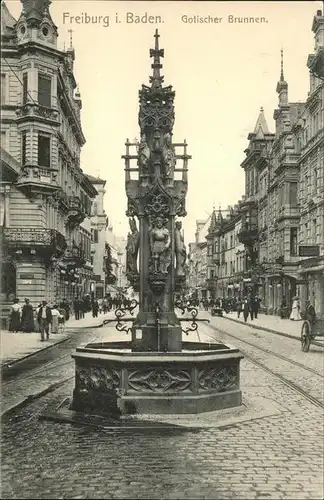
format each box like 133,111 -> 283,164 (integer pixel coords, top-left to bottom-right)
280,48 -> 284,81
149,29 -> 164,88
68,29 -> 73,49
260,106 -> 264,112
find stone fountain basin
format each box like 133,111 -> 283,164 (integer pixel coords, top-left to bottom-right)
71,340 -> 244,415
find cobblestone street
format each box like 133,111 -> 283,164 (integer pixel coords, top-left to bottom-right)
1,317 -> 323,500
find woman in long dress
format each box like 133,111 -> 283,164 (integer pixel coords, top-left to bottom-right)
51,305 -> 63,334
20,298 -> 35,332
290,297 -> 301,321
9,299 -> 21,332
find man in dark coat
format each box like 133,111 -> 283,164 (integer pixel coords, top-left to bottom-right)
73,297 -> 80,320
243,297 -> 250,323
251,296 -> 261,319
37,301 -> 52,341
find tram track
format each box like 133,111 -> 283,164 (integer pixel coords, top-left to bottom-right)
206,323 -> 324,378
205,322 -> 324,409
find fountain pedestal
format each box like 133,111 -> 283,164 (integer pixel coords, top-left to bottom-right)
71,341 -> 243,416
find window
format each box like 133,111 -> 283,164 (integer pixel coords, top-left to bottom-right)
93,202 -> 98,215
289,182 -> 298,207
22,132 -> 27,165
38,74 -> 51,107
91,229 -> 98,243
23,73 -> 28,104
37,134 -> 50,167
1,73 -> 6,103
290,227 -> 298,256
210,269 -> 214,279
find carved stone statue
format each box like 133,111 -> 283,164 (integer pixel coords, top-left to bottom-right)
174,220 -> 186,276
126,217 -> 139,274
137,133 -> 150,173
149,216 -> 171,274
162,132 -> 176,179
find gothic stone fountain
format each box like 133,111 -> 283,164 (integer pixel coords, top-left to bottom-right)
70,31 -> 243,417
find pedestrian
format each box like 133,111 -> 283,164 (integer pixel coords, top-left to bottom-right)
73,297 -> 80,320
20,298 -> 35,332
280,298 -> 288,319
51,305 -> 63,334
251,296 -> 260,319
59,298 -> 70,321
243,297 -> 250,323
290,296 -> 301,321
34,303 -> 41,332
79,297 -> 85,319
37,300 -> 52,341
9,298 -> 21,332
236,298 -> 242,318
92,299 -> 99,318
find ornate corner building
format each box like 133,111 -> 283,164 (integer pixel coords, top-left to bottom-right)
0,0 -> 97,309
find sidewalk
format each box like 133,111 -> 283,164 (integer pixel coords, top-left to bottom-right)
0,311 -> 117,375
219,311 -> 303,339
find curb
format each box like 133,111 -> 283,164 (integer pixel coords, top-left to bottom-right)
1,376 -> 73,420
221,315 -> 323,347
222,315 -> 300,340
1,336 -> 70,379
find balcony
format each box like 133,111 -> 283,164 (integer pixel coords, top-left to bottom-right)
17,165 -> 60,195
63,245 -> 86,267
16,102 -> 60,126
66,196 -> 86,227
237,226 -> 258,246
2,228 -> 67,257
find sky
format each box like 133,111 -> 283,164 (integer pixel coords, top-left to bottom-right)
6,0 -> 323,242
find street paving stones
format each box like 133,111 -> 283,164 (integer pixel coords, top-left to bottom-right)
1,312 -> 323,499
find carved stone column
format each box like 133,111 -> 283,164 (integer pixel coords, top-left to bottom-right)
123,30 -> 191,353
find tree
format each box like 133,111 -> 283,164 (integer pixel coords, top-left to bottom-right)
104,243 -> 117,285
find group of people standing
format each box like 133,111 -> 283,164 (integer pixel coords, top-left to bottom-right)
9,298 -> 70,341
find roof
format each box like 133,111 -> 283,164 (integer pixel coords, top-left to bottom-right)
81,174 -> 98,198
1,1 -> 17,38
253,107 -> 270,137
85,174 -> 106,186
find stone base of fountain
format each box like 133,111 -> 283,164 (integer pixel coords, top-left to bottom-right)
70,340 -> 243,416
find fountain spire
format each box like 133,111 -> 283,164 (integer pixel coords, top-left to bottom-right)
149,29 -> 164,88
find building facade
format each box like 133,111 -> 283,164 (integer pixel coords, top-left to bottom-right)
188,218 -> 215,301
205,206 -> 246,301
1,0 -> 96,315
294,9 -> 324,318
86,175 -> 108,299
